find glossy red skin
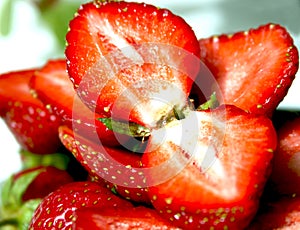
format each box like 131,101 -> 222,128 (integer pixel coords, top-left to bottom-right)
29,181 -> 132,230
248,197 -> 300,229
13,166 -> 73,201
271,116 -> 300,195
65,1 -> 200,127
58,125 -> 150,204
198,23 -> 299,117
142,105 -> 277,229
73,206 -> 180,230
30,59 -> 128,146
0,69 -> 61,154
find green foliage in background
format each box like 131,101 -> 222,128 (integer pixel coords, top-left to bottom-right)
0,0 -> 83,51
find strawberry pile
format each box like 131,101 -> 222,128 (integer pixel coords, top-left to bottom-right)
0,1 -> 299,229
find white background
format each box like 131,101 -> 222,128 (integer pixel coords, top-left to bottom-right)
1,0 -> 300,182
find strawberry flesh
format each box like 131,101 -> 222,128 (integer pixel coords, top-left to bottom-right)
142,105 -> 277,229
66,1 -> 200,127
198,23 -> 299,117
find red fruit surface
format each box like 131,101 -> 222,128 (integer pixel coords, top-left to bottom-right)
28,181 -> 132,229
271,116 -> 300,195
0,69 -> 61,154
66,1 -> 200,127
30,59 -> 127,146
73,206 -> 180,230
142,105 -> 277,229
198,23 -> 299,117
58,125 -> 150,204
13,166 -> 74,201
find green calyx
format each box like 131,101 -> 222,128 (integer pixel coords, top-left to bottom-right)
99,118 -> 151,138
197,92 -> 219,111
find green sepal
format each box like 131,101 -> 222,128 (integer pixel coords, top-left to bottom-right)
99,118 -> 151,138
197,92 -> 219,111
20,150 -> 70,170
1,169 -> 44,209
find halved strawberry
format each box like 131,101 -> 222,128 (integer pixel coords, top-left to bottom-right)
0,69 -> 61,154
142,105 -> 277,229
28,181 -> 132,229
0,166 -> 73,229
30,59 -> 128,146
58,125 -> 150,204
270,116 -> 300,196
73,206 -> 180,229
197,23 -> 299,117
65,1 -> 200,127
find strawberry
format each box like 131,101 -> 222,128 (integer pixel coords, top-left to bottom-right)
141,105 -> 277,229
248,196 -> 300,230
73,206 -> 180,229
0,166 -> 73,229
30,59 -> 129,146
65,1 -> 200,127
58,125 -> 150,204
270,116 -> 300,196
0,68 -> 61,154
28,181 -> 132,230
197,23 -> 299,117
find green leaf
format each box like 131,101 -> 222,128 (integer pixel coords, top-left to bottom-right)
99,118 -> 151,138
197,92 -> 219,111
20,150 -> 70,170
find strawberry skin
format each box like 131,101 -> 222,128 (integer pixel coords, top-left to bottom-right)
73,206 -> 180,229
13,166 -> 74,202
0,69 -> 61,154
270,116 -> 300,196
30,59 -> 127,146
198,23 -> 299,117
58,125 -> 150,204
28,181 -> 132,230
142,105 -> 277,229
66,1 -> 200,127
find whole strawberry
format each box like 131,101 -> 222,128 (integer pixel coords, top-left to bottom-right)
0,68 -> 62,154
0,166 -> 73,230
28,181 -> 132,229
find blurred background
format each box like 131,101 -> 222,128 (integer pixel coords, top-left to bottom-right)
0,0 -> 300,181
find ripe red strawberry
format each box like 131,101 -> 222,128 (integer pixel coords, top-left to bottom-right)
30,59 -> 129,146
28,181 -> 132,229
248,196 -> 300,229
270,116 -> 300,196
142,105 -> 277,229
65,1 -> 200,127
13,166 -> 74,201
0,166 -> 73,229
197,23 -> 299,117
58,125 -> 150,204
0,69 -> 61,154
73,206 -> 180,229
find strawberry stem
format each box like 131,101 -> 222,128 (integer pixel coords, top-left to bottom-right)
98,118 -> 151,138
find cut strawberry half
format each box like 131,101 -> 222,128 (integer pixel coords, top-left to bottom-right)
198,23 -> 299,117
65,1 -> 200,127
142,105 -> 277,229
